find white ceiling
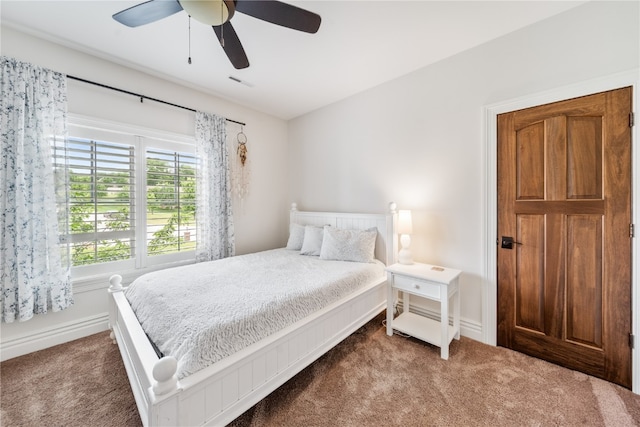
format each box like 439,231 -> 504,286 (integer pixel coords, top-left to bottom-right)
1,1 -> 585,120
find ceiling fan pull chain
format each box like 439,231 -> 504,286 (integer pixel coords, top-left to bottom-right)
220,0 -> 225,47
188,15 -> 192,64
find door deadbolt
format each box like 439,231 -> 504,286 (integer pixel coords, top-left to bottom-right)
501,236 -> 522,249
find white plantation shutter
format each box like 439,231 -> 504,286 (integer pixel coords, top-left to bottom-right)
54,137 -> 136,266
54,118 -> 197,276
145,148 -> 197,257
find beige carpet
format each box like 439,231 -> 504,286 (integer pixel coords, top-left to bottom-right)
2,313 -> 640,426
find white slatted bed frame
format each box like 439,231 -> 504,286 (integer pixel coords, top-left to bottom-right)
108,203 -> 398,426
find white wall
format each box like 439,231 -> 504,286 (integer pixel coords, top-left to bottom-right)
288,1 -> 640,340
0,26 -> 290,359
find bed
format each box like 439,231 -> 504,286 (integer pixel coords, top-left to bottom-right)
107,203 -> 398,426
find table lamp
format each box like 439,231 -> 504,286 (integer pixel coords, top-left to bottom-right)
397,210 -> 413,264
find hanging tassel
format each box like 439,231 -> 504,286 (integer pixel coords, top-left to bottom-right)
232,125 -> 250,210
237,126 -> 248,166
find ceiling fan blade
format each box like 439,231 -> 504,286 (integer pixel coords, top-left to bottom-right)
235,0 -> 321,34
113,0 -> 183,27
213,22 -> 250,69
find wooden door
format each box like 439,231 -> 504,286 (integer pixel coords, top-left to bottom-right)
497,87 -> 633,388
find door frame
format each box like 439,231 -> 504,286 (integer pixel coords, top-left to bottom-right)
482,68 -> 640,392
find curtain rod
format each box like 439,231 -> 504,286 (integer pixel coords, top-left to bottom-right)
67,75 -> 246,127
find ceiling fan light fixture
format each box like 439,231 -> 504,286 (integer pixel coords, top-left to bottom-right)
179,0 -> 235,26
112,0 -> 322,69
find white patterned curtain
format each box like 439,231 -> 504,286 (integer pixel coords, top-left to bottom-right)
1,56 -> 73,323
195,111 -> 235,261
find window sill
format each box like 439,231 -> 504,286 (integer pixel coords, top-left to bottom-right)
72,258 -> 197,294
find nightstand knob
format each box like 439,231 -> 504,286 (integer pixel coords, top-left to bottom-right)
413,283 -> 420,290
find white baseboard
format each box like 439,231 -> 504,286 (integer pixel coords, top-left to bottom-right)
0,305 -> 484,362
0,313 -> 110,361
398,302 -> 484,343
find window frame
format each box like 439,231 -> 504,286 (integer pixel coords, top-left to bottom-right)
66,114 -> 197,283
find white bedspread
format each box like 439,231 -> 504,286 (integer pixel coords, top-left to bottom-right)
125,249 -> 384,379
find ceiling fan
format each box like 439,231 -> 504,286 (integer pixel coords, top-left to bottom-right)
112,0 -> 321,69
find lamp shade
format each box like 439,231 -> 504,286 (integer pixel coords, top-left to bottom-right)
397,210 -> 413,235
181,0 -> 234,26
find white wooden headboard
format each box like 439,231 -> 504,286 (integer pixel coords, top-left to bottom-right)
289,202 -> 398,266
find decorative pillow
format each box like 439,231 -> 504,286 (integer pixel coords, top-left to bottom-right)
320,227 -> 377,263
286,223 -> 305,250
300,225 -> 325,256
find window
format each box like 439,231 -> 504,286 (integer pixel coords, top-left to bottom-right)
54,117 -> 197,278
145,148 -> 197,257
57,137 -> 135,266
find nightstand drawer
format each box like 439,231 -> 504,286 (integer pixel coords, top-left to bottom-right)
392,274 -> 440,300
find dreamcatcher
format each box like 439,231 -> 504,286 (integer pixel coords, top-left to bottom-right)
232,126 -> 250,205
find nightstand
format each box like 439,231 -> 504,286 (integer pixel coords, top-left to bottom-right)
386,262 -> 462,359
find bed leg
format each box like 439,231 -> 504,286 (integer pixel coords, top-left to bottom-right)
152,356 -> 179,395
108,274 -> 124,345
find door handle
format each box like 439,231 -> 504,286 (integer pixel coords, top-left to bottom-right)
501,236 -> 522,249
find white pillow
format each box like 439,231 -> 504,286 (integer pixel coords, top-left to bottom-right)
320,227 -> 377,263
286,223 -> 305,250
300,225 -> 325,256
